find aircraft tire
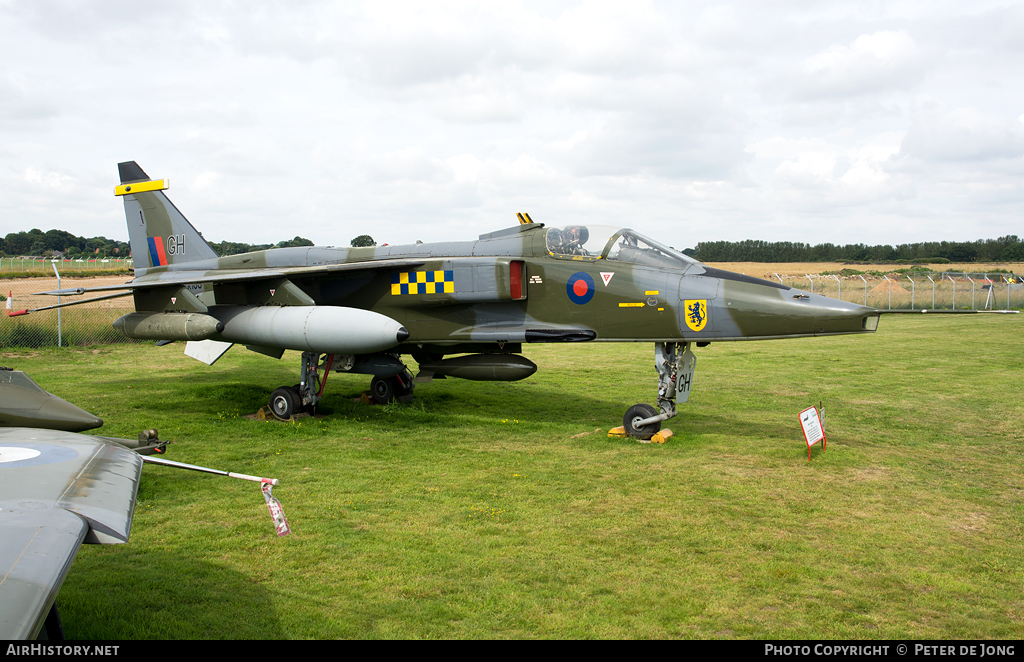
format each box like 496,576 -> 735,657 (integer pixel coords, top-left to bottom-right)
270,386 -> 299,420
370,376 -> 395,404
624,403 -> 660,440
291,385 -> 305,412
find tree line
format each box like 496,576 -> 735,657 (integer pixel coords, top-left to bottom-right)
1,229 -> 314,259
6,227 -> 1023,263
1,229 -> 129,259
690,236 -> 1024,263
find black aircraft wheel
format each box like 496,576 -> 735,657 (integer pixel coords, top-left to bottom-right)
623,403 -> 661,440
370,376 -> 396,404
270,386 -> 300,420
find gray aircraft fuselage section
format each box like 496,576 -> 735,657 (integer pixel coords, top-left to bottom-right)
136,230 -> 544,274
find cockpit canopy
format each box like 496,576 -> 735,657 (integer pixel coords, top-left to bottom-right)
544,225 -> 701,271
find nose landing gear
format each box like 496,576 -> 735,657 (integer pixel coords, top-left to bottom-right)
623,341 -> 696,439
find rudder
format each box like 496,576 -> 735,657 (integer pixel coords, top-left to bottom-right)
116,161 -> 218,275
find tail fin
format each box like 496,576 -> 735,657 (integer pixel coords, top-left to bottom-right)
116,161 -> 218,275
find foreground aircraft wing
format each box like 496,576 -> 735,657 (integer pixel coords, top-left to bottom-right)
0,428 -> 142,639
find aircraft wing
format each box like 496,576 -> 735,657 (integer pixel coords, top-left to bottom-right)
0,428 -> 142,639
35,258 -> 428,296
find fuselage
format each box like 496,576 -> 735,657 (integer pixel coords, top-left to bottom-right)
131,222 -> 880,353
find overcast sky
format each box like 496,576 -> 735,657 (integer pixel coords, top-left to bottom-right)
2,1 -> 1022,252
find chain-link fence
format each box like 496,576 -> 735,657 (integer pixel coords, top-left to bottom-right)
0,257 -> 134,272
2,268 -> 140,348
769,272 -> 1024,310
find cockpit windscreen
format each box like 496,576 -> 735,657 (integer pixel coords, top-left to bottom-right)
545,225 -> 699,271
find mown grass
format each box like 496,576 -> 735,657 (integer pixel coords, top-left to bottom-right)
5,313 -> 1022,639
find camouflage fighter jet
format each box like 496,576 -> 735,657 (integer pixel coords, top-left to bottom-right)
29,162 -> 881,438
0,368 -> 284,639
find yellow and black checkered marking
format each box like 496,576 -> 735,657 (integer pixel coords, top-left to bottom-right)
391,270 -> 455,295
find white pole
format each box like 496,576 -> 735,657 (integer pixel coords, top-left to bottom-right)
946,275 -> 956,310
928,276 -> 935,309
51,263 -> 61,347
884,276 -> 892,309
906,276 -> 915,310
861,275 -> 867,305
832,274 -> 841,301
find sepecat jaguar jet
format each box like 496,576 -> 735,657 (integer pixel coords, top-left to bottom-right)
30,161 -> 881,439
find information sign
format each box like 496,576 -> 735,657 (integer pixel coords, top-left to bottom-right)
799,406 -> 826,461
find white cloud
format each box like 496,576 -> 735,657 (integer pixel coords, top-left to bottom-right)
0,1 -> 1022,248
898,106 -> 1024,163
798,30 -> 929,98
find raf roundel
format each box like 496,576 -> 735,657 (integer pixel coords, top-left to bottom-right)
566,272 -> 595,305
0,443 -> 79,468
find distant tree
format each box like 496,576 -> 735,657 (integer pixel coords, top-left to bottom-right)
276,236 -> 314,248
4,232 -> 30,255
1001,243 -> 1024,262
946,244 -> 978,262
351,235 -> 376,247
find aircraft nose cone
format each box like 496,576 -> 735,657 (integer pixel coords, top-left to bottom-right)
397,326 -> 410,342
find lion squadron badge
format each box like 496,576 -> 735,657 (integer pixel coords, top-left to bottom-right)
684,299 -> 708,332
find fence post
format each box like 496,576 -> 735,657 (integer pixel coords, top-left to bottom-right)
52,263 -> 62,347
861,276 -> 867,305
832,274 -> 841,301
884,275 -> 892,309
946,275 -> 956,310
906,276 -> 915,310
967,276 -> 976,310
928,276 -> 935,309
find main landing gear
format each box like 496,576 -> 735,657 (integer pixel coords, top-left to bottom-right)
369,372 -> 415,405
623,341 -> 696,440
268,351 -> 415,419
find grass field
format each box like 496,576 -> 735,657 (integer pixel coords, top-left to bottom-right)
5,313 -> 1022,639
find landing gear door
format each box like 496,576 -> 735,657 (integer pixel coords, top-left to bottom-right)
677,344 -> 696,403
